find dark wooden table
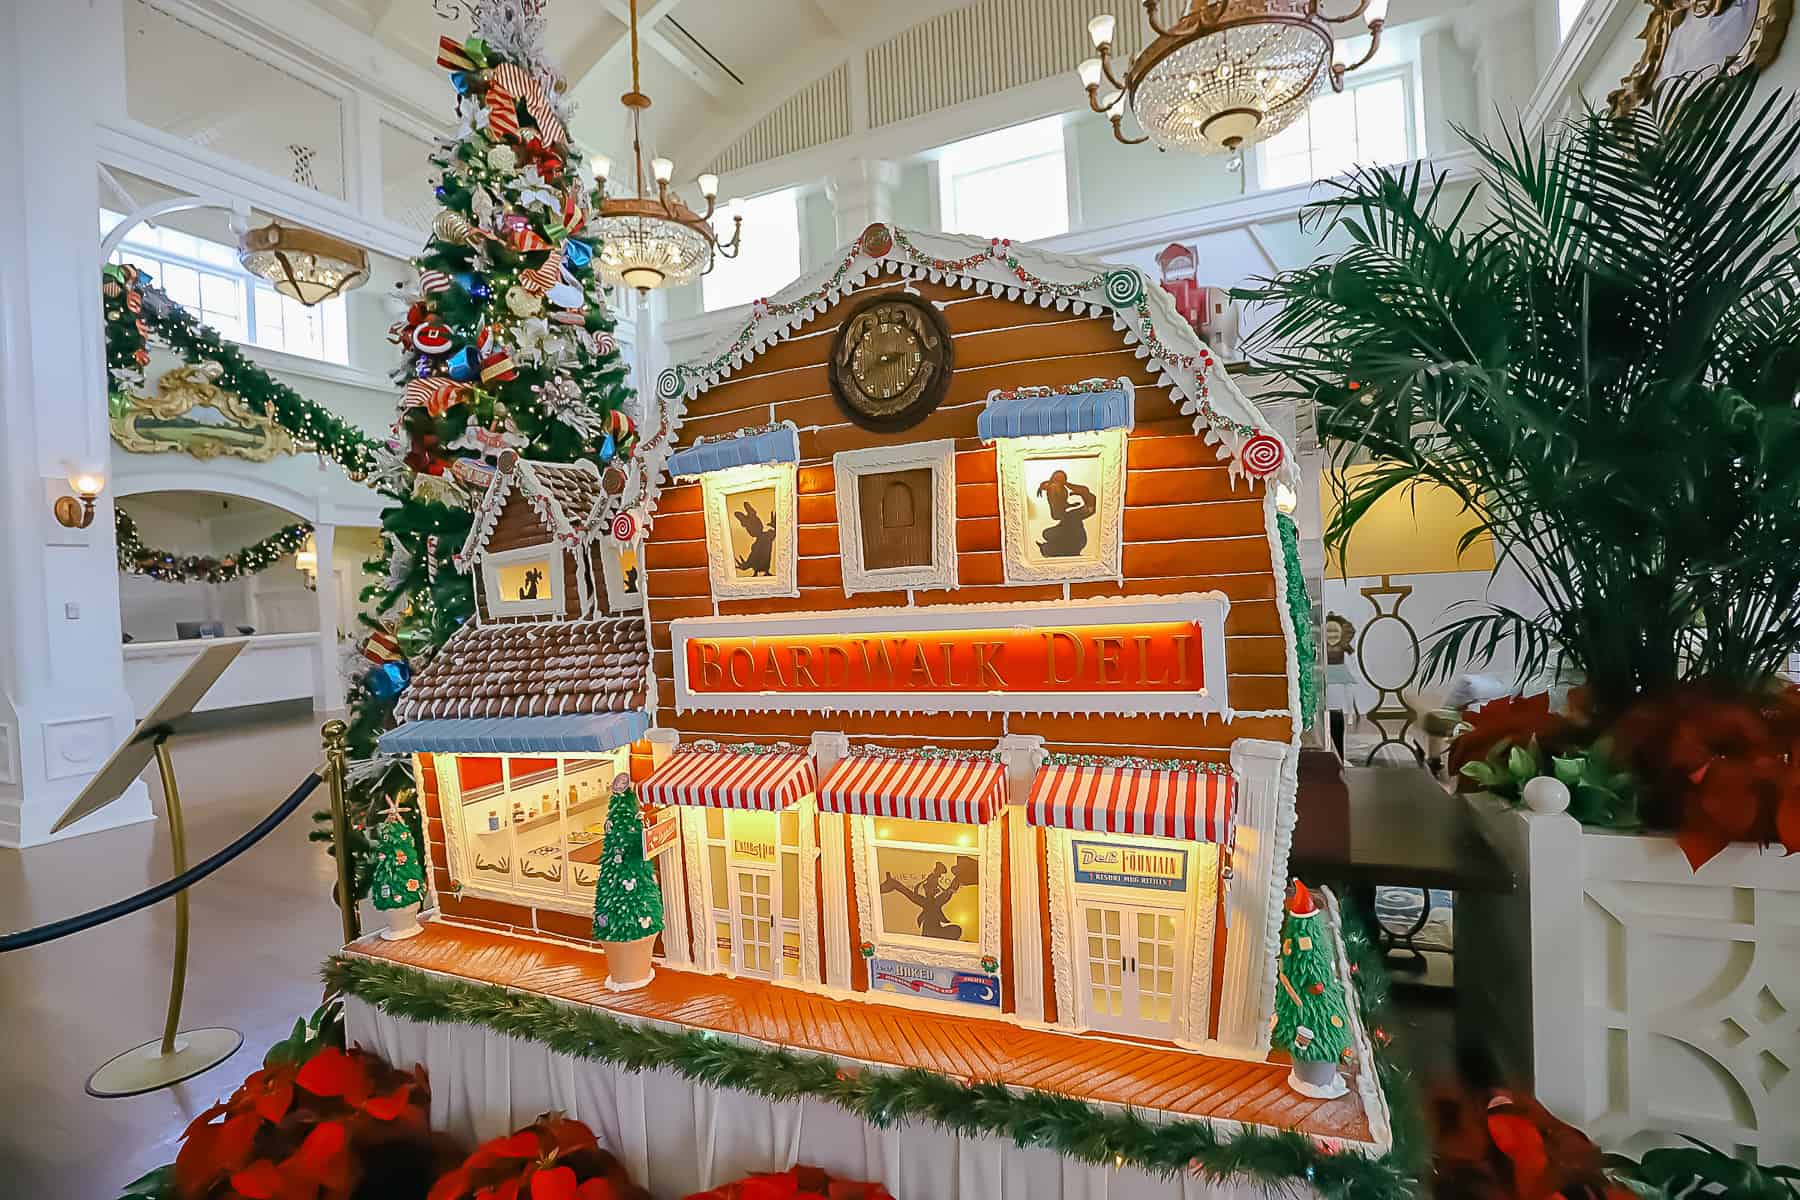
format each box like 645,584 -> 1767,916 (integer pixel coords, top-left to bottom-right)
1289,752 -> 1514,977
1289,753 -> 1515,895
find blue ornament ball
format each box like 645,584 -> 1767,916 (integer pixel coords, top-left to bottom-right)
365,661 -> 411,700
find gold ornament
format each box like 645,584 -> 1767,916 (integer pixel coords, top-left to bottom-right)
433,211 -> 478,247
505,285 -> 543,318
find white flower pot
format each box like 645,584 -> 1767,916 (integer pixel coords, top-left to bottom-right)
1459,793 -> 1799,1159
380,905 -> 423,941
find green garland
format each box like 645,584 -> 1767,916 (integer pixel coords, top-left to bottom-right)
115,507 -> 313,584
102,263 -> 383,478
1279,513 -> 1319,730
324,909 -> 1421,1199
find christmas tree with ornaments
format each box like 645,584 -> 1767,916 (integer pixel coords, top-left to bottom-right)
318,0 -> 639,893
1272,881 -> 1354,1098
591,777 -> 664,991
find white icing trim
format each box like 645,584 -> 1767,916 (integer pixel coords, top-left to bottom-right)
701,461 -> 801,601
656,227 -> 1293,487
1186,846 -> 1220,1043
832,440 -> 960,597
480,543 -> 568,618
598,538 -> 646,613
994,429 -> 1126,586
1046,827 -> 1076,1028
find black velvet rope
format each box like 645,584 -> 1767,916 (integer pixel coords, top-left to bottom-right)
0,771 -> 325,954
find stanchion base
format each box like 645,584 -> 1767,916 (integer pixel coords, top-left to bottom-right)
86,1027 -> 243,1098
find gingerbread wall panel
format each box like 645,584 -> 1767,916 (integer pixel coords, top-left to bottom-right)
646,272 -> 1294,756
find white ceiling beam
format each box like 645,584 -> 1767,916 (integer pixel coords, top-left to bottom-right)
592,0 -> 735,101
800,0 -> 845,36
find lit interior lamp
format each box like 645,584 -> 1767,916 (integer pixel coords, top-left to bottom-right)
55,471 -> 104,529
295,535 -> 319,589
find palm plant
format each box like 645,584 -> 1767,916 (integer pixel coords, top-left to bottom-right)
1241,72 -> 1800,724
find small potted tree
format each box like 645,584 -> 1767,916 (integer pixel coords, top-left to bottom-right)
592,774 -> 663,991
369,799 -> 426,941
1271,881 -> 1352,1098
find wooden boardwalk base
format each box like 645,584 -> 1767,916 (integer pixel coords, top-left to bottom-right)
345,919 -> 1373,1144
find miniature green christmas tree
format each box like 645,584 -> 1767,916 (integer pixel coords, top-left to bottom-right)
1272,880 -> 1351,1097
592,775 -> 663,990
370,802 -> 427,941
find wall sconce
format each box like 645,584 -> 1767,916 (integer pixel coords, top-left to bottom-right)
295,535 -> 319,590
54,471 -> 105,529
1274,482 -> 1299,515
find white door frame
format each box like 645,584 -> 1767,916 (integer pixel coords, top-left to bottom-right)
1071,894 -> 1190,1040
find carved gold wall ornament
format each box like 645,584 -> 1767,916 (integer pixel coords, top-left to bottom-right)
110,362 -> 298,462
1610,0 -> 1792,117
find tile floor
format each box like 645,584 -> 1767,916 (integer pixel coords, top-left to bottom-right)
0,707 -> 357,1199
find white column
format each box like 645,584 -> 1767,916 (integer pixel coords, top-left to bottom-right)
1217,738 -> 1295,1052
311,519 -> 342,712
825,159 -> 902,245
1454,0 -> 1542,146
812,730 -> 853,989
997,733 -> 1047,1022
0,0 -> 146,846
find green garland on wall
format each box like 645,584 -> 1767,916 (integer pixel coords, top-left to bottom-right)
116,507 -> 313,584
323,912 -> 1422,1199
1279,513 -> 1320,730
102,263 -> 383,478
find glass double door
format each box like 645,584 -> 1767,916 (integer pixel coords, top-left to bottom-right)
1074,901 -> 1186,1040
704,807 -> 805,981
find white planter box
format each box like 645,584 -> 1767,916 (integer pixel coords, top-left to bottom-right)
1458,795 -> 1800,1163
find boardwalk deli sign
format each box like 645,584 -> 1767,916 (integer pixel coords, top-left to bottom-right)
670,595 -> 1231,716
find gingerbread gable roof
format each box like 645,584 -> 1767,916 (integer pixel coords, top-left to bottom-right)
394,616 -> 649,720
457,455 -> 610,571
643,224 -> 1297,503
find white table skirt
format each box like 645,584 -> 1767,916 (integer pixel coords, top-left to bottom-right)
347,998 -> 1314,1200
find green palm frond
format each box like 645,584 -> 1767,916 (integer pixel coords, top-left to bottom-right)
1242,71 -> 1800,718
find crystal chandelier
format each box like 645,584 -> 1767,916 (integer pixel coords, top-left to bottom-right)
237,219 -> 370,306
592,0 -> 742,294
1078,0 -> 1390,155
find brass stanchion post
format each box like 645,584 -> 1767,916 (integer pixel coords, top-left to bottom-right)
152,736 -> 188,1056
322,720 -> 360,944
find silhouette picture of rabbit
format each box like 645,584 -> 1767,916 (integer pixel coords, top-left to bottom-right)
880,856 -> 978,940
1035,469 -> 1098,558
517,566 -> 544,599
623,564 -> 640,594
733,499 -> 777,577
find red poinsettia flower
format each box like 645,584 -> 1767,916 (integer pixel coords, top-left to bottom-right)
239,1066 -> 299,1124
175,1110 -> 262,1195
229,1159 -> 287,1200
361,1081 -> 417,1122
532,1166 -> 580,1200
295,1046 -> 373,1108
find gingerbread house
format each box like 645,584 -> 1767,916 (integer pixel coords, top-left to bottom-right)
375,226 -> 1381,1149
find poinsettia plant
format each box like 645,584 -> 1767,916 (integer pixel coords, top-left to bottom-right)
425,1115 -> 649,1200
172,1003 -> 449,1200
684,1166 -> 894,1200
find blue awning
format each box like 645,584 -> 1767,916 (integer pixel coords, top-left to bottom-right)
665,424 -> 800,480
978,382 -> 1135,440
378,711 -> 650,755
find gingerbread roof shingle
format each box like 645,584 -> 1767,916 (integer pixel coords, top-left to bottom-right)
394,616 -> 648,721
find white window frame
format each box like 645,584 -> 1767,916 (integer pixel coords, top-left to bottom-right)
1252,66 -> 1418,191
833,440 -> 959,596
700,461 -> 800,601
435,751 -> 631,916
934,115 -> 1071,241
851,812 -> 1004,979
480,543 -> 567,619
599,538 -> 646,613
103,210 -> 352,365
995,429 -> 1128,585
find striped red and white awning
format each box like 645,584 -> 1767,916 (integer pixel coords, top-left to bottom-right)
1027,763 -> 1235,843
639,749 -> 816,812
817,754 -> 1006,825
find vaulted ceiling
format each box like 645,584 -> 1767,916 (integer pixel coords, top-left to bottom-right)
294,0 -> 980,179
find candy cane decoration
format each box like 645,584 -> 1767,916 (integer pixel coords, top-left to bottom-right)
521,246 -> 565,295
484,71 -> 522,142
488,62 -> 565,147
